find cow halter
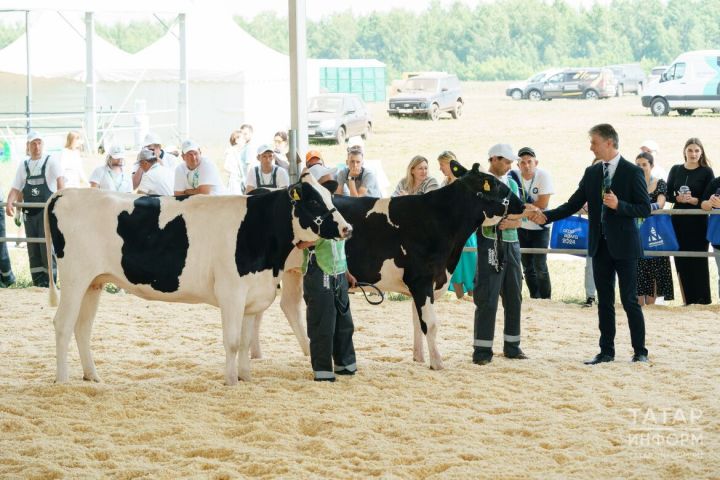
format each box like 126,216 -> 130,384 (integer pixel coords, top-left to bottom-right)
488,194 -> 512,273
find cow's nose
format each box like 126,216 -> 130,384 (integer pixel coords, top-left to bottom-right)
342,225 -> 353,239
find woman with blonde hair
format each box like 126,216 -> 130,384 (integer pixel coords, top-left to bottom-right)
437,150 -> 477,299
392,155 -> 439,196
60,130 -> 88,187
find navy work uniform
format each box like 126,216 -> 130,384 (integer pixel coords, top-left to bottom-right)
302,238 -> 356,382
22,156 -> 56,287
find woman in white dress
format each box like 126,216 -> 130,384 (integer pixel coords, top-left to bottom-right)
60,131 -> 88,187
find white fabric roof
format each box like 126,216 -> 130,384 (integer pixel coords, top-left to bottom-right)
132,9 -> 289,82
0,11 -> 137,81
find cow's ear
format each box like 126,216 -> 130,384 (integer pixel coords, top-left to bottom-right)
247,188 -> 271,196
321,180 -> 338,193
450,160 -> 468,178
288,184 -> 302,202
471,163 -> 480,173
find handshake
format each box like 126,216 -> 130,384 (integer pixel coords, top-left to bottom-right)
523,204 -> 547,225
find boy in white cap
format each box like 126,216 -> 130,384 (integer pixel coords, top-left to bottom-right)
5,131 -> 64,287
174,140 -> 223,196
89,145 -> 132,192
472,143 -> 526,365
245,144 -> 290,193
136,148 -> 173,196
297,161 -> 357,382
132,132 -> 180,189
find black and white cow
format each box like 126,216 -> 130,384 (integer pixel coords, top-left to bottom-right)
44,173 -> 351,385
252,162 -> 526,369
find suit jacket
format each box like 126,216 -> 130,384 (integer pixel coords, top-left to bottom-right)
545,157 -> 651,259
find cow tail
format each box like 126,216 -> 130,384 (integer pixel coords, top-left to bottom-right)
44,195 -> 59,307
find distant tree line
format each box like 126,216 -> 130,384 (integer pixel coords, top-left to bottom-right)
1,0 -> 718,81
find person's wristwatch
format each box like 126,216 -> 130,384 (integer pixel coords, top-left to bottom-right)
348,176 -> 356,181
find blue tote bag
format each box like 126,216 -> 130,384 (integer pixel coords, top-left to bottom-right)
707,213 -> 720,246
638,214 -> 679,257
550,215 -> 589,251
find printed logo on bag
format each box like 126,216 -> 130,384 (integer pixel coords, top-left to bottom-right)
647,226 -> 664,248
562,226 -> 582,245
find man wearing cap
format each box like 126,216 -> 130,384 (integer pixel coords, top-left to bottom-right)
297,163 -> 357,382
472,143 -> 527,365
508,146 -> 554,299
640,140 -> 667,180
5,131 -> 65,287
136,148 -> 173,196
245,144 -> 290,193
132,132 -> 180,189
174,140 -> 223,196
305,150 -> 325,169
89,145 -> 132,193
335,146 -> 381,197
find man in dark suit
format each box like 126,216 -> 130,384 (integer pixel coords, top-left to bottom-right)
533,124 -> 651,364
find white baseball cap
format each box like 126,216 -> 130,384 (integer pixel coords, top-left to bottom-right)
27,131 -> 42,143
640,140 -> 659,152
108,145 -> 125,159
257,144 -> 274,156
307,164 -> 337,181
488,143 -> 519,162
143,132 -> 162,147
181,139 -> 201,154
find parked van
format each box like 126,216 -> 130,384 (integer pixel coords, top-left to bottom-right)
538,67 -> 616,100
641,50 -> 720,116
606,63 -> 646,95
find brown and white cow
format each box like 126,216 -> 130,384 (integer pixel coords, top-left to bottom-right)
252,162 -> 526,369
44,173 -> 351,385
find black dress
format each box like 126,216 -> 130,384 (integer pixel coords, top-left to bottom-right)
636,179 -> 674,300
666,164 -> 715,305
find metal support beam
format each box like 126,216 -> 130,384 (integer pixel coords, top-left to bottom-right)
178,13 -> 189,141
288,0 -> 308,182
25,10 -> 31,133
84,12 -> 97,152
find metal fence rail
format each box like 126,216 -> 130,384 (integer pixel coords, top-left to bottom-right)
1,202 -> 719,257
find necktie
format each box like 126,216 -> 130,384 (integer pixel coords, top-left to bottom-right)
601,163 -> 610,234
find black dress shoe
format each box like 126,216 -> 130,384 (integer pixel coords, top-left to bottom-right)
584,353 -> 614,365
632,354 -> 649,363
504,350 -> 528,360
472,353 -> 493,365
582,296 -> 595,308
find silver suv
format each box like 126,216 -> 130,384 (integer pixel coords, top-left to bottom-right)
307,94 -> 372,144
387,73 -> 464,121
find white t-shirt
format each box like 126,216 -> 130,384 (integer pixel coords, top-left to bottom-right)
513,167 -> 554,231
245,165 -> 290,190
11,155 -> 64,193
137,163 -> 173,196
60,148 -> 87,187
89,165 -> 133,193
174,158 -> 224,195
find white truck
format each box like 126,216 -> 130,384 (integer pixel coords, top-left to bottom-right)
641,50 -> 720,116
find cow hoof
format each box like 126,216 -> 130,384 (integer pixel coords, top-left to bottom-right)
429,360 -> 445,371
238,370 -> 252,382
413,355 -> 425,364
225,376 -> 239,386
83,374 -> 101,383
250,353 -> 263,360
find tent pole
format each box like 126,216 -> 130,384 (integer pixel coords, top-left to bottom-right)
25,10 -> 31,133
85,12 -> 97,153
178,13 -> 189,141
288,0 -> 308,183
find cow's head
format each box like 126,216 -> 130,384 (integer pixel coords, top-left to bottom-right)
289,173 -> 353,242
451,160 -> 525,220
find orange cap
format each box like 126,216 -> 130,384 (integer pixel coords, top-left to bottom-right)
305,150 -> 323,165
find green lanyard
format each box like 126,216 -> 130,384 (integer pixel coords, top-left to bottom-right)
519,174 -> 535,202
187,168 -> 200,188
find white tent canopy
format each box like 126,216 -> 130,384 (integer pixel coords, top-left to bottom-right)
0,11 -> 136,81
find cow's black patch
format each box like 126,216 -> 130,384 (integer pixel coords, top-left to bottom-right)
333,167 -> 523,337
47,194 -> 65,258
235,189 -> 295,277
173,194 -> 191,202
116,196 -> 189,292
